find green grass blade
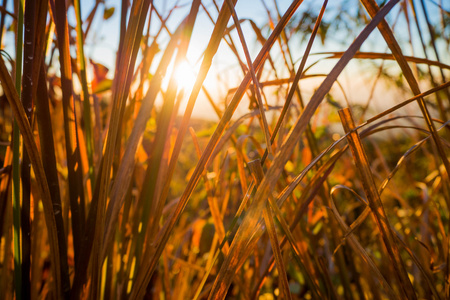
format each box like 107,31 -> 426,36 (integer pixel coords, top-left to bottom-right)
12,1 -> 24,298
74,0 -> 95,189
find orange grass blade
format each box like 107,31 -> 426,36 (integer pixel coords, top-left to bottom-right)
128,1 -> 243,297
409,0 -> 448,121
72,0 -> 153,296
0,147 -> 12,297
261,0 -> 328,164
252,148 -> 341,299
364,80 -> 450,125
329,187 -> 400,299
394,233 -> 442,300
208,1 -> 399,297
339,107 -> 416,299
248,0 -> 399,209
0,190 -> 13,297
249,160 -> 292,300
332,183 -> 441,299
417,0 -> 450,106
358,1 -> 450,290
51,0 -> 86,274
130,2 -> 305,298
137,0 -> 202,257
314,51 -> 450,70
190,128 -> 230,254
74,0 -> 95,188
102,22 -> 182,261
225,0 -> 273,154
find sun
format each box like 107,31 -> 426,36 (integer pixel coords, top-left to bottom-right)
173,60 -> 197,93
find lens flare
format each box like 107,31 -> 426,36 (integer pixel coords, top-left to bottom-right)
173,61 -> 197,93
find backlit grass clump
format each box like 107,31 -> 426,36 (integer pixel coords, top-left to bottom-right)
0,0 -> 449,299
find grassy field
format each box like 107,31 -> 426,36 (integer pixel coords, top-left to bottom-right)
0,0 -> 450,299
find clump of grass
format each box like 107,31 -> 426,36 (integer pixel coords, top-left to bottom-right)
0,0 -> 449,299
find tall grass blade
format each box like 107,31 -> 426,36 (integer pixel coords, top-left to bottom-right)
12,1 -> 24,298
208,1 -> 398,297
261,0 -> 327,164
190,128 -> 230,254
329,186 -> 400,299
225,0 -> 273,154
74,0 -> 95,189
20,1 -> 37,296
129,1 -> 243,298
51,0 -> 85,277
102,22 -> 182,261
71,0 -> 152,296
252,147 -> 341,299
248,160 -> 292,300
364,80 -> 450,125
134,0 -> 202,266
417,0 -> 450,106
409,0 -> 447,121
0,0 -> 447,298
315,51 -> 450,70
35,63 -> 71,299
358,3 -> 450,291
339,107 -> 416,299
0,54 -> 64,300
0,147 -> 12,298
131,2 -> 305,297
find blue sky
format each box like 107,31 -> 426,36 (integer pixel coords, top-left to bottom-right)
77,0 -> 448,70
2,0 -> 448,70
